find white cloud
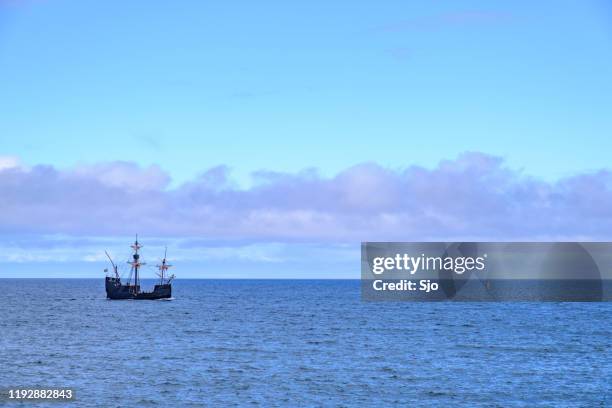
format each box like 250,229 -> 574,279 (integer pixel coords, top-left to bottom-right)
1,152 -> 612,242
0,156 -> 21,171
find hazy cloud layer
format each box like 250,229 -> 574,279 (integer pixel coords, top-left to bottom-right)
1,152 -> 612,242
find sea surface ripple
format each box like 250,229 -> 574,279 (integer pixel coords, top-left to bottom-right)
0,279 -> 610,407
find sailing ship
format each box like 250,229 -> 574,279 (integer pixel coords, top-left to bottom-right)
104,236 -> 174,300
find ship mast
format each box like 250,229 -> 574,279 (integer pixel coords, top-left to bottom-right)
156,246 -> 172,285
129,234 -> 145,292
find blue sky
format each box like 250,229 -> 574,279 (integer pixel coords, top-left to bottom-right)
1,1 -> 612,277
1,0 -> 611,184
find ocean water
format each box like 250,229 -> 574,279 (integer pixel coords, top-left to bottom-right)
0,279 -> 610,407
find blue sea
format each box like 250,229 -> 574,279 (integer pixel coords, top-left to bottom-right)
1,279 -> 610,407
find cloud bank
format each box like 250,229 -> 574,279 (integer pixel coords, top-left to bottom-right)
1,152 -> 612,242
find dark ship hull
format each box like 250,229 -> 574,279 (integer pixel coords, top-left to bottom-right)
106,277 -> 171,300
